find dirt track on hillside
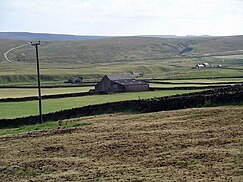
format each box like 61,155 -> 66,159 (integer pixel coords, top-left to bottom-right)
0,106 -> 243,181
3,44 -> 27,63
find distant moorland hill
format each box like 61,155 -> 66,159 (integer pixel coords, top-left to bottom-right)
0,32 -> 108,41
0,33 -> 242,64
0,32 -> 212,41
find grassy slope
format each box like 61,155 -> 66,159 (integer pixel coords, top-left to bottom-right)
1,36 -> 243,64
0,90 -> 202,119
190,35 -> 243,55
1,58 -> 243,84
0,36 -> 243,84
0,37 -> 193,63
0,106 -> 242,181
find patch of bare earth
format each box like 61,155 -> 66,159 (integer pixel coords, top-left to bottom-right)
0,106 -> 242,181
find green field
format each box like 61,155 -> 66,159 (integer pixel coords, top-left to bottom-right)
0,121 -> 91,136
0,60 -> 191,83
0,90 -> 203,119
150,78 -> 243,83
0,86 -> 93,98
215,54 -> 243,59
1,57 -> 243,85
1,80 -> 239,98
149,83 -> 235,88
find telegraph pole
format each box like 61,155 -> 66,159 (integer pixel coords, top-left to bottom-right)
30,41 -> 43,123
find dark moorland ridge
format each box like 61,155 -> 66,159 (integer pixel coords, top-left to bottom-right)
0,32 -> 213,41
0,32 -> 108,41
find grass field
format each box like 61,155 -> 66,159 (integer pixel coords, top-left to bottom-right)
215,54 -> 243,59
1,35 -> 243,86
0,90 -> 203,119
0,105 -> 242,181
178,69 -> 243,79
0,86 -> 93,98
1,54 -> 243,84
0,60 -> 190,83
150,78 -> 243,83
149,83 -> 236,88
1,80 -> 239,98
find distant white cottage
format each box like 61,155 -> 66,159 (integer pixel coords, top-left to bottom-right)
193,62 -> 211,69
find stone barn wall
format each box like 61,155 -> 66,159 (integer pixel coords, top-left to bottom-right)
125,84 -> 149,92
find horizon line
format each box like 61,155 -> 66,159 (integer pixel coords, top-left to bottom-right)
0,31 -> 242,37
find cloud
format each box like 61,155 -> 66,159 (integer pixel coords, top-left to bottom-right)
0,0 -> 242,35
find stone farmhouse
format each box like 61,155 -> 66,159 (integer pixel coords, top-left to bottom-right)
95,73 -> 149,93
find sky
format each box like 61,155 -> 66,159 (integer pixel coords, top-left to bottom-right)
0,0 -> 243,36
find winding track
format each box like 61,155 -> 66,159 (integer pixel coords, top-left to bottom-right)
3,44 -> 27,63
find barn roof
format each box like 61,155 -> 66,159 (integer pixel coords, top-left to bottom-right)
106,73 -> 133,81
113,79 -> 148,86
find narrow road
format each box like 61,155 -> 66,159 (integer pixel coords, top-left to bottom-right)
3,44 -> 27,63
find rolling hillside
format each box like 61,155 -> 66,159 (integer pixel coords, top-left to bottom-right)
0,35 -> 243,64
0,37 -> 192,64
0,34 -> 243,84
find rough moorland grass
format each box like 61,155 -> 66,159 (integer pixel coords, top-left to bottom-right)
0,90 -> 203,119
1,36 -> 243,64
0,121 -> 91,136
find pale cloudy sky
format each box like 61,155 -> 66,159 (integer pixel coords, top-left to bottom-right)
0,0 -> 242,36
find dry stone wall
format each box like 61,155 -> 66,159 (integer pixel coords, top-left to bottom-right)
0,85 -> 242,128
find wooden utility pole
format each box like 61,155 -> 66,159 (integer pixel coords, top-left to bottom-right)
30,41 -> 43,123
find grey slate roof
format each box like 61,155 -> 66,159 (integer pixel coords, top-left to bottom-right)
107,73 -> 133,81
113,79 -> 148,86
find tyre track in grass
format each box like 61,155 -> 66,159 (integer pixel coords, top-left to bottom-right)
3,44 -> 27,63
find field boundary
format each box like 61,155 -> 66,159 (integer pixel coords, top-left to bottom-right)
0,85 -> 225,102
0,83 -> 96,88
0,85 -> 242,128
0,92 -> 92,102
146,76 -> 243,81
148,81 -> 243,85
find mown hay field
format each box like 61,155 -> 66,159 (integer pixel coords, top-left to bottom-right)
0,106 -> 242,181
